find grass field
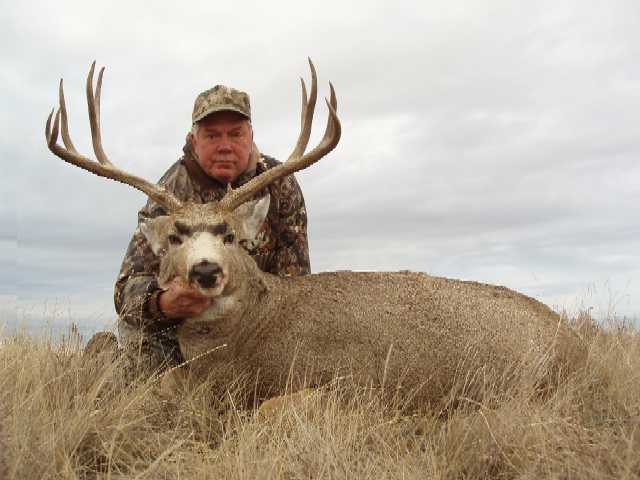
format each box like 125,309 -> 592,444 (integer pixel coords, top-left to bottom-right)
1,314 -> 639,479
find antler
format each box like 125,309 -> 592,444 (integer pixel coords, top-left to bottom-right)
218,58 -> 341,212
45,62 -> 184,212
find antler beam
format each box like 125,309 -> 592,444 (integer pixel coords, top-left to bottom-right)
45,62 -> 184,212
218,58 -> 341,212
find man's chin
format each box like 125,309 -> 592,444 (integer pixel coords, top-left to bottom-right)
211,173 -> 235,184
209,165 -> 238,183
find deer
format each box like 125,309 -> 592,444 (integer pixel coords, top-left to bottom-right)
45,61 -> 584,409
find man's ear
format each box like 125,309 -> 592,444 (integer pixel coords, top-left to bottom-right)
234,194 -> 270,241
139,216 -> 172,255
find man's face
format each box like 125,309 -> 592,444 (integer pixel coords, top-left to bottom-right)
191,111 -> 253,184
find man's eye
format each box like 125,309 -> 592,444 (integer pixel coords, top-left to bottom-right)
223,233 -> 235,244
168,234 -> 182,245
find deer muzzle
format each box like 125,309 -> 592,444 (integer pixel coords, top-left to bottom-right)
189,260 -> 224,289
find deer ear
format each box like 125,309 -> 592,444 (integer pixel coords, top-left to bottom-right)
139,216 -> 172,255
234,194 -> 270,240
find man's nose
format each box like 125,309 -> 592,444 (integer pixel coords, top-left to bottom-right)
216,141 -> 233,153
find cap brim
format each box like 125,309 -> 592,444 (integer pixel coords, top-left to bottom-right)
193,106 -> 250,123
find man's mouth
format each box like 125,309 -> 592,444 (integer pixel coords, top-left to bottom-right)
213,158 -> 235,166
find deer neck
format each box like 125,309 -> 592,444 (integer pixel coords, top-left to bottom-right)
229,257 -> 282,323
219,258 -> 289,358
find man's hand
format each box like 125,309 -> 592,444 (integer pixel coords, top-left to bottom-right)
158,277 -> 212,320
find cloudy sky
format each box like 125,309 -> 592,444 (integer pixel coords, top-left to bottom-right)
3,0 -> 639,337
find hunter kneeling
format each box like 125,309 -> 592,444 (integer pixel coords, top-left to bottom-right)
114,84 -> 311,376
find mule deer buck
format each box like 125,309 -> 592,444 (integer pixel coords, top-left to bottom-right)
46,61 -> 583,408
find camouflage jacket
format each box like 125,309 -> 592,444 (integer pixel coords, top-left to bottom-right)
114,139 -> 311,332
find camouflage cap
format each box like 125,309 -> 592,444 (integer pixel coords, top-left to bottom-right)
192,85 -> 251,123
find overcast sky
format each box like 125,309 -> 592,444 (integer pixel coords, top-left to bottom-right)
3,0 -> 639,337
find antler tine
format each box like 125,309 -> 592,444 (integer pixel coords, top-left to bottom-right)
58,79 -> 79,154
304,82 -> 340,160
86,61 -> 111,166
45,63 -> 184,212
289,58 -> 317,160
299,77 -> 308,129
218,60 -> 341,212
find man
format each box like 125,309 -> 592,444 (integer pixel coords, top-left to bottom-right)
114,85 -> 311,374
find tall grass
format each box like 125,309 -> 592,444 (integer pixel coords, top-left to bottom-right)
1,315 -> 639,479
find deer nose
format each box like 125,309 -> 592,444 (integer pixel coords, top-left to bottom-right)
189,260 -> 223,288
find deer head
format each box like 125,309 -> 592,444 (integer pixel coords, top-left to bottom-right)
139,199 -> 271,295
45,60 -> 341,295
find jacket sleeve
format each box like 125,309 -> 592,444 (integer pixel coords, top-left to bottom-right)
113,200 -> 177,331
266,173 -> 311,277
113,158 -> 191,331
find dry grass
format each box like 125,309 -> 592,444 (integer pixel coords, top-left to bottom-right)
1,315 -> 639,479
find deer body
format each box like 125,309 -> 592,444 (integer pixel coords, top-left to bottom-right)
176,260 -> 574,404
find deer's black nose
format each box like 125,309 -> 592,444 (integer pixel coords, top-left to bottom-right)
189,260 -> 223,288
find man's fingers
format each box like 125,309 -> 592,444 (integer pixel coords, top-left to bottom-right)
179,298 -> 211,317
171,281 -> 209,299
179,298 -> 210,309
158,279 -> 212,319
181,289 -> 208,299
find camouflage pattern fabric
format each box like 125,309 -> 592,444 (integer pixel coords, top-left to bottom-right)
114,138 -> 311,374
192,84 -> 251,122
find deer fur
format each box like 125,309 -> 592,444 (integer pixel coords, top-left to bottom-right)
142,200 -> 584,407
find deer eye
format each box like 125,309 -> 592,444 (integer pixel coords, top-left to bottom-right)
223,233 -> 235,244
168,234 -> 182,246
